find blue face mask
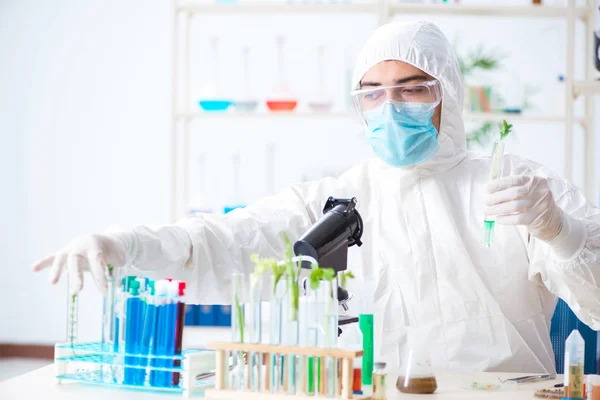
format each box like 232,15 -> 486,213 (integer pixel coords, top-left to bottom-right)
363,101 -> 440,167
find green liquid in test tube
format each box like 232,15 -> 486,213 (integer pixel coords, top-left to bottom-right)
483,139 -> 505,247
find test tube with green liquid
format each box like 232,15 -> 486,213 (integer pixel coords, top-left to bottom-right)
483,139 -> 505,247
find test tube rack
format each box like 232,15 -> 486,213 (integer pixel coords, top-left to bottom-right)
205,341 -> 365,400
54,341 -> 215,397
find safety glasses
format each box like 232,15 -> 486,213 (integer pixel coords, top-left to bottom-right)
351,80 -> 442,121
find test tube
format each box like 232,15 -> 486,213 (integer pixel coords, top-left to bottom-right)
162,281 -> 179,387
67,290 -> 78,345
140,281 -> 157,385
102,266 -> 116,348
150,280 -> 168,387
101,266 -> 117,382
172,281 -> 186,386
482,139 -> 505,247
124,280 -> 144,386
564,330 -> 585,399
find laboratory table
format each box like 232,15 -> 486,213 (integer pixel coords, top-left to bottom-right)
0,364 -> 562,399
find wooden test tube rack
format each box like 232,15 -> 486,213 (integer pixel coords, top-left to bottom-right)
205,342 -> 365,400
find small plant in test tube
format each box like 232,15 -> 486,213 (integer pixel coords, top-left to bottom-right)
483,120 -> 513,247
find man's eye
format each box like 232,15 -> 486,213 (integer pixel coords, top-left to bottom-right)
364,91 -> 382,101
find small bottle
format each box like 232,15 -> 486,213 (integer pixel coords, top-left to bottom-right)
564,330 -> 585,399
373,362 -> 387,400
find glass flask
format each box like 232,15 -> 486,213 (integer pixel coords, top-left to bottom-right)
266,36 -> 298,112
189,154 -> 213,214
198,37 -> 233,112
233,46 -> 259,112
308,45 -> 333,112
222,153 -> 245,214
396,327 -> 437,394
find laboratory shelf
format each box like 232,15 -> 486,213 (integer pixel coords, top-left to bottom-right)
464,112 -> 584,124
390,4 -> 592,19
171,0 -> 598,219
176,110 -> 359,119
573,80 -> 600,97
176,1 -> 375,15
178,110 -> 581,124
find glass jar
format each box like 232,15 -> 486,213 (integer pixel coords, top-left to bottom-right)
373,362 -> 387,400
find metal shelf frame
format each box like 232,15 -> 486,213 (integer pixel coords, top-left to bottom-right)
171,0 -> 598,220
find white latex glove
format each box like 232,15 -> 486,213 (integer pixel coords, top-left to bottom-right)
485,175 -> 588,260
485,175 -> 563,241
32,234 -> 127,294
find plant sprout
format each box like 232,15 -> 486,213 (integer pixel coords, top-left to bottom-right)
282,232 -> 301,321
499,119 -> 513,141
308,264 -> 335,290
340,271 -> 355,290
250,253 -> 277,290
234,292 -> 244,343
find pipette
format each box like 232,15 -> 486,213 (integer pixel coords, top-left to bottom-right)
482,120 -> 512,247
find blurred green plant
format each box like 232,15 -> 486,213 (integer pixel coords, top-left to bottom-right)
455,43 -> 505,147
457,45 -> 503,78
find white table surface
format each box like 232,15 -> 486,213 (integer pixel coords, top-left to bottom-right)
0,364 -> 562,399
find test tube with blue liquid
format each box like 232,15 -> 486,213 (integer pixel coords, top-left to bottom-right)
124,280 -> 144,385
160,281 -> 179,387
150,280 -> 168,387
140,280 -> 157,386
483,139 -> 505,247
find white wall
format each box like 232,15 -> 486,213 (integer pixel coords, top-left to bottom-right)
1,0 -> 597,344
0,0 -> 171,343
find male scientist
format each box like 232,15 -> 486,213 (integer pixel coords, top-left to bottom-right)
34,21 -> 600,374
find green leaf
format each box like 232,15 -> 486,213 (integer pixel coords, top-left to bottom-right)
321,268 -> 335,281
234,294 -> 244,343
281,231 -> 300,321
309,265 -> 322,290
340,271 -> 355,289
271,264 -> 286,293
499,119 -> 513,141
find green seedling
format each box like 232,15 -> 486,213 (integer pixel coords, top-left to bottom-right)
499,120 -> 513,141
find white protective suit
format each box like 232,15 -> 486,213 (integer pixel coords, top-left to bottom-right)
112,21 -> 600,374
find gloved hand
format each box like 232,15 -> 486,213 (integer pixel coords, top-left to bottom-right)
484,175 -> 563,241
32,234 -> 127,294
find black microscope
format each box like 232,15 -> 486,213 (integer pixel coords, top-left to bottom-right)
293,197 -> 364,336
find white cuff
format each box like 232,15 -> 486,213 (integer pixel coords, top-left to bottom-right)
104,230 -> 138,267
545,211 -> 587,261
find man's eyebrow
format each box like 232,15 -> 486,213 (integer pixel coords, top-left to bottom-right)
360,74 -> 431,88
